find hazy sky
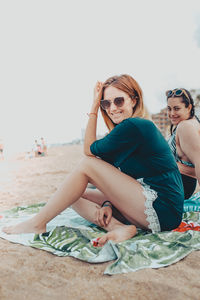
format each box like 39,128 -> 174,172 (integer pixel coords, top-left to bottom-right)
0,0 -> 200,152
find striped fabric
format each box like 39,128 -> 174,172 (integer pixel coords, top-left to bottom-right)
168,128 -> 194,168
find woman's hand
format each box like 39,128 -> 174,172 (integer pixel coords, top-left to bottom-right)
95,206 -> 112,228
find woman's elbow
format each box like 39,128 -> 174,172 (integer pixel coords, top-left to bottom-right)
84,147 -> 93,156
84,150 -> 90,156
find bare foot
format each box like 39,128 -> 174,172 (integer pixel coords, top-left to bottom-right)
2,219 -> 46,235
94,224 -> 137,247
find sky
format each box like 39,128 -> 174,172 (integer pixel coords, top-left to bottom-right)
0,0 -> 200,153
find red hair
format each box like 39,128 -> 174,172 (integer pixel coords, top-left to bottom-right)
100,74 -> 149,131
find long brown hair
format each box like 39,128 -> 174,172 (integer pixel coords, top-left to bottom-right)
100,74 -> 148,131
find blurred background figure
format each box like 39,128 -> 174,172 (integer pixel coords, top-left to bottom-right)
41,137 -> 47,156
25,150 -> 34,160
33,139 -> 42,157
0,139 -> 4,160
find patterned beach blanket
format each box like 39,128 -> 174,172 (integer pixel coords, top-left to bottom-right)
184,191 -> 200,212
0,192 -> 200,275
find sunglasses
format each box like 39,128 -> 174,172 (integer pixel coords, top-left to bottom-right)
100,97 -> 125,110
166,89 -> 190,102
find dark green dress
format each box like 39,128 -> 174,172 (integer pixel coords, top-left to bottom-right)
90,117 -> 184,231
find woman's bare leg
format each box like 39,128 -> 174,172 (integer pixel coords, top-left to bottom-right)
72,197 -> 137,246
3,156 -> 148,242
81,188 -> 108,206
3,166 -> 89,234
73,188 -> 142,226
79,157 -> 148,228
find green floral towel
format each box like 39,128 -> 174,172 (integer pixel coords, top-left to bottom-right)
0,203 -> 200,275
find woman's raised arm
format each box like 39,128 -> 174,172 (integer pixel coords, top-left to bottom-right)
84,81 -> 103,156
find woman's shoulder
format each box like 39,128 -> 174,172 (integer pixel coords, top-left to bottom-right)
176,119 -> 200,138
111,118 -> 153,137
125,117 -> 155,127
117,118 -> 158,138
177,118 -> 199,131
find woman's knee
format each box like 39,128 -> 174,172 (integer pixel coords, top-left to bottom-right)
77,156 -> 98,174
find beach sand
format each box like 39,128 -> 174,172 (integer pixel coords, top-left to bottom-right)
0,145 -> 199,300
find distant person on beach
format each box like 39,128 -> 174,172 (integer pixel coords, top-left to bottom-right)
41,137 -> 47,156
0,140 -> 4,160
167,88 -> 200,199
33,140 -> 43,157
3,74 -> 184,246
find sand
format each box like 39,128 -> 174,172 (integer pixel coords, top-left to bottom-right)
0,145 -> 200,300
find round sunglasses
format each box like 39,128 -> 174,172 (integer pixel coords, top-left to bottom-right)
100,97 -> 125,110
166,89 -> 190,102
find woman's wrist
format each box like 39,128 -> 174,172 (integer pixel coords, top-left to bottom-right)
91,103 -> 99,113
101,200 -> 112,208
87,112 -> 98,117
